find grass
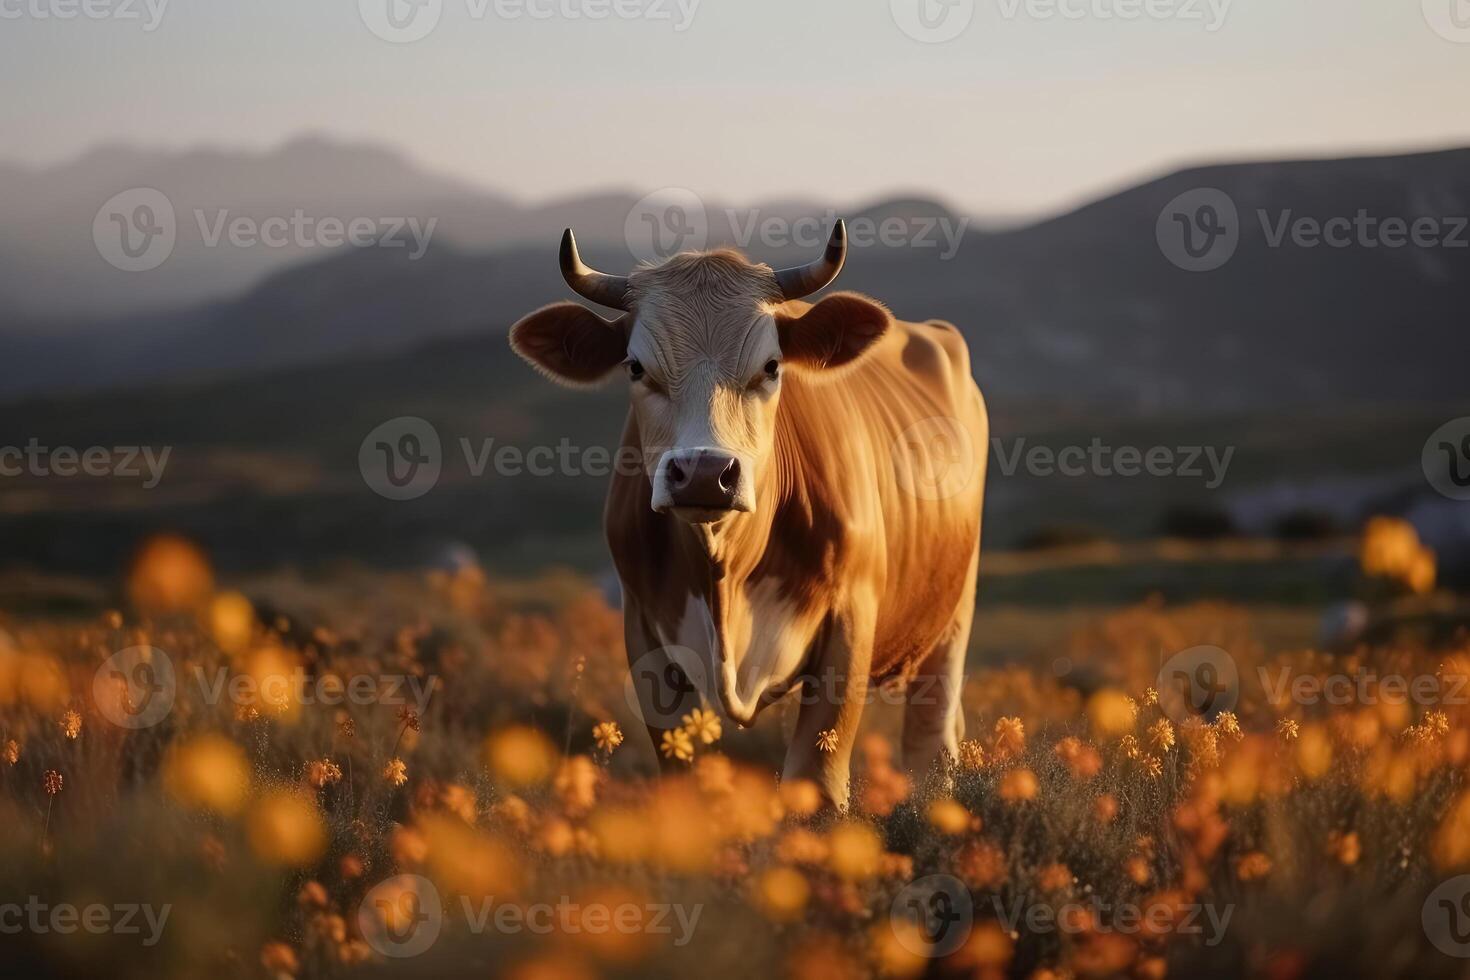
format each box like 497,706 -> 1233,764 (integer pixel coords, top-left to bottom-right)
1,533 -> 1469,979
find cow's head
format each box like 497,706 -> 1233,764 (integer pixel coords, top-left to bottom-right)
510,222 -> 890,524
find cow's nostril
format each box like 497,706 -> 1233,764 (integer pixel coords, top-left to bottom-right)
719,457 -> 741,493
668,459 -> 687,486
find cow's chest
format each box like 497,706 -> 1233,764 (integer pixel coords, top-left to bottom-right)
647,577 -> 826,722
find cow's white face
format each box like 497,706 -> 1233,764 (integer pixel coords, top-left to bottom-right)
623,256 -> 785,522
510,238 -> 892,526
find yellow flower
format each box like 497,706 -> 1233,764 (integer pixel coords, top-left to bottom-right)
592,721 -> 623,753
1236,851 -> 1273,880
815,729 -> 840,754
384,758 -> 408,786
43,770 -> 63,795
999,768 -> 1039,802
1147,719 -> 1175,753
3,740 -> 18,765
993,717 -> 1026,759
927,798 -> 972,834
682,708 -> 722,745
1141,755 -> 1163,779
754,866 -> 810,922
1142,687 -> 1159,707
163,735 -> 250,814
308,758 -> 343,788
1277,719 -> 1300,742
661,728 -> 694,763
957,739 -> 986,770
60,710 -> 82,740
1213,711 -> 1243,740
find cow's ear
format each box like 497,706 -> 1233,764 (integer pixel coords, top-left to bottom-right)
775,292 -> 891,372
509,302 -> 629,387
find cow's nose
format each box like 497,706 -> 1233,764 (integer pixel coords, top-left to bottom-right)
664,450 -> 741,510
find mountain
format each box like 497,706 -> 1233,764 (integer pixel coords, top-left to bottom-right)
0,144 -> 1466,414
0,134 -> 518,317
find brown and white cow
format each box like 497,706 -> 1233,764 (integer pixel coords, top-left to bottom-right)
509,222 -> 987,807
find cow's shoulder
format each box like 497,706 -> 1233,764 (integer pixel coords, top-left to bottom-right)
884,316 -> 974,393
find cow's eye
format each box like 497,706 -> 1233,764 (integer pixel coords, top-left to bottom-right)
627,360 -> 645,381
764,359 -> 781,380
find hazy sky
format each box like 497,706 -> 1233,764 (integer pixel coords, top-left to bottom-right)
3,0 -> 1468,217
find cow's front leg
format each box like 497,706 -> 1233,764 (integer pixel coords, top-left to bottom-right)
782,604 -> 875,810
622,598 -> 703,774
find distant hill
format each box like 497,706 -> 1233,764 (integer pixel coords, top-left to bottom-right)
0,134 -> 516,317
2,144 -> 1467,413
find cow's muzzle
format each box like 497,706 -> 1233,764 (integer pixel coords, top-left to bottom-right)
651,448 -> 753,521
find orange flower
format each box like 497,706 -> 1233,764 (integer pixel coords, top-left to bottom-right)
993,717 -> 1026,759
999,768 -> 1038,802
592,721 -> 623,753
661,728 -> 694,763
60,709 -> 82,740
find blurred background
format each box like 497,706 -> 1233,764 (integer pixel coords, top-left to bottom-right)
4,4 -> 1470,980
0,0 -> 1467,610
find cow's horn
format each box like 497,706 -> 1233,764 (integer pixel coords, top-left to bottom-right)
774,219 -> 848,300
560,228 -> 630,310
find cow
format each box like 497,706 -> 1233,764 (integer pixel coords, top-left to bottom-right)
509,222 -> 987,807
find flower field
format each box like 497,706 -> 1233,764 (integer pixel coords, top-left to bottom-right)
2,527 -> 1469,979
